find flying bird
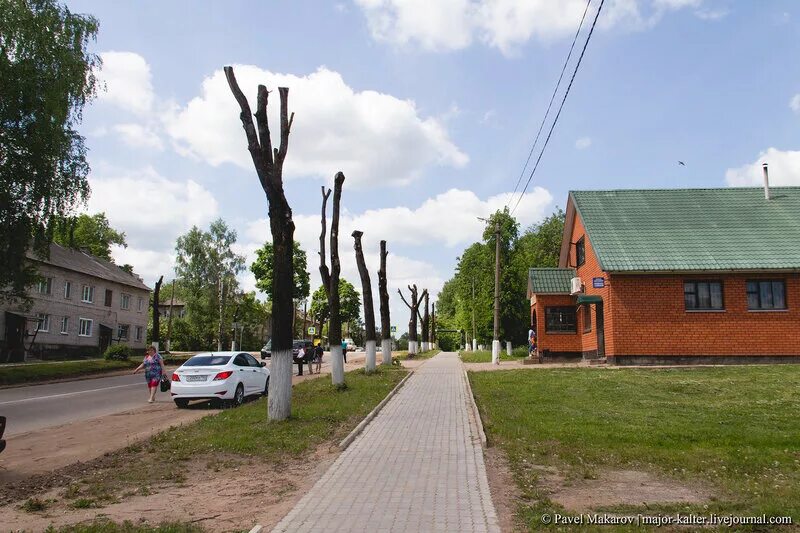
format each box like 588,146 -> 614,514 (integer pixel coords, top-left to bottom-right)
678,161 -> 686,166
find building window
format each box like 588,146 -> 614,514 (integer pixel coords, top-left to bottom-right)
684,281 -> 724,310
545,307 -> 577,333
64,281 -> 72,299
121,293 -> 131,310
104,289 -> 113,307
135,326 -> 143,341
36,277 -> 53,295
60,316 -> 69,335
583,305 -> 592,333
36,313 -> 50,332
79,318 -> 93,337
746,280 -> 786,310
82,285 -> 94,303
576,237 -> 586,267
117,324 -> 130,340
137,297 -> 144,312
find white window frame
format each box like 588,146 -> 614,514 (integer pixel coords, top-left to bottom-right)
36,277 -> 53,295
82,285 -> 94,303
36,313 -> 50,332
121,293 -> 131,310
64,280 -> 72,299
60,316 -> 69,335
117,323 -> 130,340
135,325 -> 143,341
78,318 -> 93,337
137,296 -> 144,312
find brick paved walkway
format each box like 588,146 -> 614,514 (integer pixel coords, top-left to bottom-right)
272,351 -> 500,532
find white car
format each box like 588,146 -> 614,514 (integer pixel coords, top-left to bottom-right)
170,351 -> 269,408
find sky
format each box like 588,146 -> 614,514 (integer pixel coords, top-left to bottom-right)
64,0 -> 800,334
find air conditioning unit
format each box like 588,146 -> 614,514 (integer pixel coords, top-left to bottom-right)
570,277 -> 583,295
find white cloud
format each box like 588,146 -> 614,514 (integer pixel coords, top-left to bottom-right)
113,123 -> 164,151
725,148 -> 800,186
110,245 -> 175,286
575,137 -> 592,149
96,51 -> 155,115
166,66 -> 467,188
354,0 -> 709,54
790,94 -> 800,113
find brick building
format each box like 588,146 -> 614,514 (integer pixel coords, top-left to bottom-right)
0,243 -> 151,361
528,187 -> 800,365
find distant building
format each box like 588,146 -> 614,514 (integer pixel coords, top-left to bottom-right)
159,299 -> 186,318
528,187 -> 800,364
0,243 -> 151,361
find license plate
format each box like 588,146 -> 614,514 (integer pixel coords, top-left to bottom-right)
186,375 -> 206,382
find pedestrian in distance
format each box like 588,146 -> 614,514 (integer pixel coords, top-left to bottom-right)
314,343 -> 324,374
133,345 -> 164,403
341,340 -> 347,364
295,345 -> 306,376
304,344 -> 315,375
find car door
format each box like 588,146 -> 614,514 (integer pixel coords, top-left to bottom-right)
245,353 -> 267,392
232,353 -> 252,393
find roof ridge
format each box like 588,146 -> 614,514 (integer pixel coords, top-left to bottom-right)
571,186 -> 800,193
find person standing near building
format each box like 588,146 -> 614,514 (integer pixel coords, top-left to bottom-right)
133,346 -> 163,403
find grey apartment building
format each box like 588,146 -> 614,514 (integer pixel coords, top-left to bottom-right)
1,243 -> 151,361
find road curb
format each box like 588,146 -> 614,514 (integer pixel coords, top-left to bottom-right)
463,369 -> 487,447
248,525 -> 263,533
337,369 -> 414,451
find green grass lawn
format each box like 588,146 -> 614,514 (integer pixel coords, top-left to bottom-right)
0,359 -> 138,386
469,366 -> 800,531
47,366 -> 408,514
459,347 -> 528,363
395,348 -> 441,361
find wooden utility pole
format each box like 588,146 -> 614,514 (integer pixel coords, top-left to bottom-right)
378,240 -> 392,365
165,279 -> 176,352
152,275 -> 163,350
352,230 -> 377,372
225,66 -> 296,421
492,219 -> 501,364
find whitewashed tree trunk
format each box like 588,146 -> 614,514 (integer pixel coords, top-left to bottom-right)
492,340 -> 501,365
365,339 -> 376,372
269,349 -> 293,420
409,340 -> 418,356
472,339 -> 477,352
330,345 -> 344,386
506,341 -> 512,356
381,338 -> 392,365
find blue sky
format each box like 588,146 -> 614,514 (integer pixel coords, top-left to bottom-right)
65,0 -> 800,331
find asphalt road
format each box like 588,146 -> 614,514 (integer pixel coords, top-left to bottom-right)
0,351 -> 364,437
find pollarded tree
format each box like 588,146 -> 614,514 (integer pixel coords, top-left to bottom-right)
225,66 -> 295,421
417,291 -> 430,352
398,285 -> 426,357
378,240 -> 392,365
352,230 -> 376,372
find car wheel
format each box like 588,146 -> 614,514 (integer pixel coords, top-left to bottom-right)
263,376 -> 270,396
233,383 -> 244,407
174,399 -> 189,409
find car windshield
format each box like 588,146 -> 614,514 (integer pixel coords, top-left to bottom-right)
184,355 -> 231,366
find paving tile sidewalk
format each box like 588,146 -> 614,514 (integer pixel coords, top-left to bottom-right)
272,351 -> 500,532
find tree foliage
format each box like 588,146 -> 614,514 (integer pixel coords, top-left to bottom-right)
1,0 -> 100,300
251,240 -> 310,302
437,207 -> 565,345
309,279 -> 361,333
53,212 -> 126,260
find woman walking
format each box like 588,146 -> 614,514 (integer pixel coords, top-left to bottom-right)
314,343 -> 324,374
133,346 -> 164,403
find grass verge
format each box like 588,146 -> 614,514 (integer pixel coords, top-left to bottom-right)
45,520 -> 204,532
469,366 -> 800,531
396,349 -> 441,361
32,366 -> 408,513
0,359 -> 137,387
459,348 -> 528,363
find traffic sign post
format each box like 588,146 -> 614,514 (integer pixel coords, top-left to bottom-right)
308,326 -> 316,335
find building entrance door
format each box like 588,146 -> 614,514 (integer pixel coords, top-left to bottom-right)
3,312 -> 27,363
99,325 -> 112,354
595,303 -> 605,357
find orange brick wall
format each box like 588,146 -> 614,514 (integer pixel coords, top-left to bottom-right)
532,294 -> 582,353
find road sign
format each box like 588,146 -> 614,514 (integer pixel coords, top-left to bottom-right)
592,277 -> 605,289
308,326 -> 316,335
390,325 -> 397,333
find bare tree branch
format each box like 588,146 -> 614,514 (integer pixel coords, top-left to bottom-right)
254,85 -> 274,168
224,67 -> 268,189
319,186 -> 332,294
397,289 -> 412,309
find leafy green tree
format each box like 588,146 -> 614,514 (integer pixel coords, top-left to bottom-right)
251,240 -> 310,302
309,280 -> 361,339
53,212 -> 126,260
1,0 -> 100,301
174,219 -> 245,350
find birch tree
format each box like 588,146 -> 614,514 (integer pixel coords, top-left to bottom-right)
352,230 -> 376,372
224,66 -> 295,421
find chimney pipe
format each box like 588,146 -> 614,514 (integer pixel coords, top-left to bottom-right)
762,162 -> 770,200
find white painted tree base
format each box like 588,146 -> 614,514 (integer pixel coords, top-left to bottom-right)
365,340 -> 377,372
269,349 -> 293,420
506,341 -> 512,356
381,339 -> 392,365
409,340 -> 418,356
491,340 -> 501,365
472,339 -> 477,352
421,341 -> 429,352
330,345 -> 345,386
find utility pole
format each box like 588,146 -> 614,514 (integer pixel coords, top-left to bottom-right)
491,219 -> 501,365
471,278 -> 477,352
166,279 -> 176,353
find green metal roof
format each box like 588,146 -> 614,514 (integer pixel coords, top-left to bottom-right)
576,294 -> 603,304
528,268 -> 575,294
571,187 -> 800,272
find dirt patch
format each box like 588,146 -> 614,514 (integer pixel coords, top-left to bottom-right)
484,446 -> 523,532
0,441 -> 339,531
546,469 -> 711,512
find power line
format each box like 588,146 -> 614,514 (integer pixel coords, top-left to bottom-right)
506,0 -> 592,210
510,0 -> 605,216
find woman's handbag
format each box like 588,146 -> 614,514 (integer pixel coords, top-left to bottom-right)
160,373 -> 170,392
